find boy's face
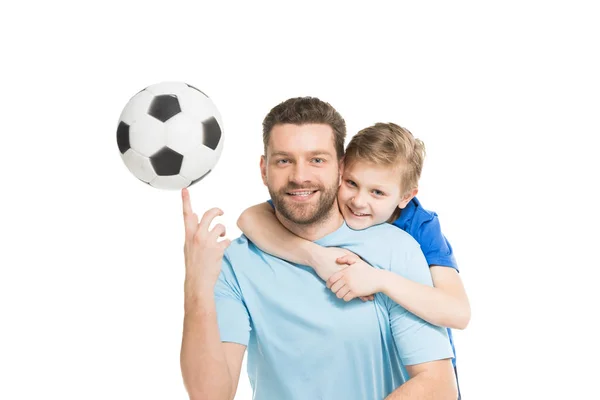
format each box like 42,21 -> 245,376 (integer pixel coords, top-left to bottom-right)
338,160 -> 413,230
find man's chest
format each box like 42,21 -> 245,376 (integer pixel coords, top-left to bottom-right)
238,261 -> 385,352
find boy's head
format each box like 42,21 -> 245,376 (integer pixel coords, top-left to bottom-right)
338,122 -> 425,230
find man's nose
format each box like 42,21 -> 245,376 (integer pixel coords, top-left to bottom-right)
289,163 -> 311,184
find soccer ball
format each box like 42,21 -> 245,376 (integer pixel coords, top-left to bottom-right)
116,81 -> 224,190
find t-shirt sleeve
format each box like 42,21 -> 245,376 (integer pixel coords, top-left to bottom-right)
214,254 -> 251,346
416,215 -> 459,271
386,240 -> 454,366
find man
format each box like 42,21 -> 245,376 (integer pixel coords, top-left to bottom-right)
180,97 -> 457,399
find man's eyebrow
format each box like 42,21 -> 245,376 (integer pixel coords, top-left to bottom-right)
269,150 -> 334,158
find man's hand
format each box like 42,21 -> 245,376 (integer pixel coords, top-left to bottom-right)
182,188 -> 231,292
326,254 -> 382,302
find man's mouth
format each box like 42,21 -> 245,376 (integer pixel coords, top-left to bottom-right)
286,190 -> 318,197
347,205 -> 370,217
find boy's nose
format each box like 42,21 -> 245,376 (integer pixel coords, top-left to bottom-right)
351,194 -> 367,208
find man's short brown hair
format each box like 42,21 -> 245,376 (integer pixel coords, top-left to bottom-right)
262,97 -> 346,159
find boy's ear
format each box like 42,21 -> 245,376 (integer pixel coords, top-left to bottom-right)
260,155 -> 268,186
398,188 -> 418,209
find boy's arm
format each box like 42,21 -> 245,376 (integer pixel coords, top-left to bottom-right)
385,360 -> 457,399
378,267 -> 470,329
327,256 -> 470,328
237,202 -> 352,280
237,202 -> 319,265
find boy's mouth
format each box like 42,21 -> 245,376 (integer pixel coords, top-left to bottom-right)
347,205 -> 370,217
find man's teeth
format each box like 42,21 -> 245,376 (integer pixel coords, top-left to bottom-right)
289,191 -> 314,196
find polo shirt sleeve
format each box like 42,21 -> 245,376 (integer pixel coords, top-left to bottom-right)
386,240 -> 454,366
415,214 -> 459,271
214,254 -> 251,346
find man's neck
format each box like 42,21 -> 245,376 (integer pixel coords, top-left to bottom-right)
276,203 -> 345,242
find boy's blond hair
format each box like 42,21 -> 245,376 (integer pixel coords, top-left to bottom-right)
344,122 -> 426,196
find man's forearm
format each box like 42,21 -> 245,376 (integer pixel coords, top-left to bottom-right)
180,279 -> 232,400
385,370 -> 457,400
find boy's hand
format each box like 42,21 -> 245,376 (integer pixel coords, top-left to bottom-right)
182,188 -> 231,292
326,254 -> 382,302
311,247 -> 354,282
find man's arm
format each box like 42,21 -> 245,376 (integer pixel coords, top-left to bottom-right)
180,286 -> 246,400
384,236 -> 457,399
385,360 -> 457,399
179,189 -> 246,400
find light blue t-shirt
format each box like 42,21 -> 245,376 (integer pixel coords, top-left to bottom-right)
215,221 -> 454,400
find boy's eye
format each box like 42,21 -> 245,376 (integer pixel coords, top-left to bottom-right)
373,190 -> 385,196
346,180 -> 357,187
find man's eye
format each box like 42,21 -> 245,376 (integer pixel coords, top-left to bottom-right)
312,158 -> 324,163
277,159 -> 290,164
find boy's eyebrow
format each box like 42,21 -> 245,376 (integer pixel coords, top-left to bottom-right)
344,172 -> 394,190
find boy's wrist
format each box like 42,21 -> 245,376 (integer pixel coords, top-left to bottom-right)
377,270 -> 393,294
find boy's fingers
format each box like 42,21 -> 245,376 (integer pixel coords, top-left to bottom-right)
343,292 -> 355,302
330,280 -> 345,294
326,271 -> 343,288
336,285 -> 351,299
336,255 -> 358,265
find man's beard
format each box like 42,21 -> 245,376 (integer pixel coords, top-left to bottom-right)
268,179 -> 339,225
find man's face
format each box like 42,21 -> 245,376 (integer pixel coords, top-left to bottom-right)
261,124 -> 341,225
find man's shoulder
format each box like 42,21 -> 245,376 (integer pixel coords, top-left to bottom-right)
224,234 -> 255,257
331,223 -> 421,254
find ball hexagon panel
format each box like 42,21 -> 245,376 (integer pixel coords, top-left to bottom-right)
149,174 -> 191,190
118,90 -> 154,125
121,149 -> 157,183
165,113 -> 205,155
179,144 -> 218,182
129,115 -> 167,158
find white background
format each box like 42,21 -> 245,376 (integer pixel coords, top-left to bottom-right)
1,1 -> 598,399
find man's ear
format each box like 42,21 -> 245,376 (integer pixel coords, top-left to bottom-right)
260,155 -> 268,186
398,188 -> 418,209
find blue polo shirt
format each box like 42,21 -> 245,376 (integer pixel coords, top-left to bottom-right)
392,197 -> 459,366
215,222 -> 454,400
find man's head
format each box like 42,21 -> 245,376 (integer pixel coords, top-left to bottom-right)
338,123 -> 425,229
260,97 -> 346,225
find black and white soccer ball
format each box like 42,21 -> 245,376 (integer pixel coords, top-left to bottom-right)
116,81 -> 224,190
